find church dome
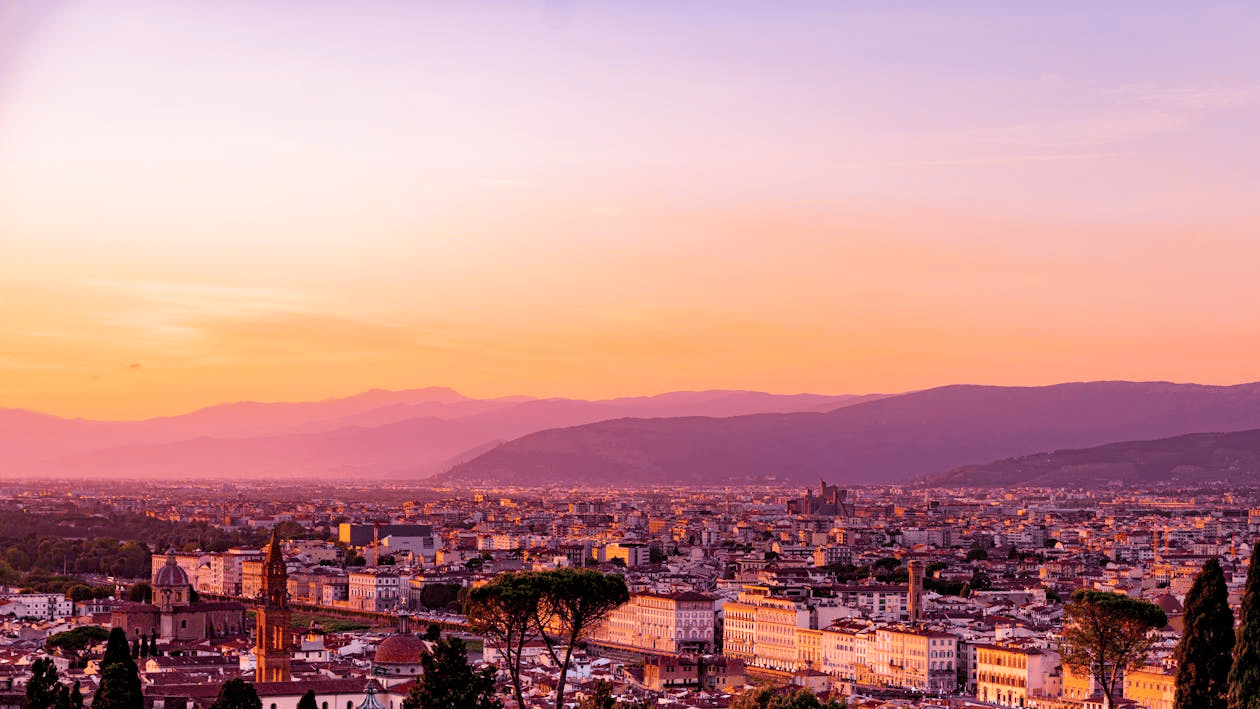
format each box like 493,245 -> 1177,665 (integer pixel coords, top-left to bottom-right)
154,552 -> 191,587
374,633 -> 431,665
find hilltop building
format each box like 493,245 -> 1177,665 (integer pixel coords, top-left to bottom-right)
787,480 -> 855,516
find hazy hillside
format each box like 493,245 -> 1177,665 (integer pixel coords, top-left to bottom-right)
1,389 -> 876,479
929,429 -> 1260,487
0,387 -> 481,466
439,381 -> 1260,486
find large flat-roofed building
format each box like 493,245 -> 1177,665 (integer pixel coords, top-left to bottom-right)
866,626 -> 958,693
1124,665 -> 1175,709
592,590 -> 717,654
832,583 -> 910,622
348,569 -> 404,612
339,523 -> 437,548
975,643 -> 1060,708
721,585 -> 815,672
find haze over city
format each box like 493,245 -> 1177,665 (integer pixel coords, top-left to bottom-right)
3,6 -> 1260,709
3,1 -> 1259,420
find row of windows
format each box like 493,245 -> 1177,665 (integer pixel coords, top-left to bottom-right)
978,672 -> 1028,687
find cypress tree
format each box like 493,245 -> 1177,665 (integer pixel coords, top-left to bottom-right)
26,657 -> 61,709
1230,543 -> 1260,709
296,690 -> 318,709
1175,557 -> 1234,709
93,628 -> 143,709
54,684 -> 71,709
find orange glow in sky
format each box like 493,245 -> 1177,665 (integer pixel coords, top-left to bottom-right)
2,1 -> 1258,419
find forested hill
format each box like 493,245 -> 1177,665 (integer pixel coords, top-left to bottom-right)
0,503 -> 283,583
441,381 -> 1260,486
929,429 -> 1260,488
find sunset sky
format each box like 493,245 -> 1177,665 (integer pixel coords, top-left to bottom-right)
2,1 -> 1258,420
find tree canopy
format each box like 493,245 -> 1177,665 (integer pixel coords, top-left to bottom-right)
46,625 -> 109,659
535,569 -> 630,709
467,572 -> 547,709
467,569 -> 628,709
403,636 -> 501,709
732,687 -> 844,709
1060,589 -> 1167,709
208,679 -> 263,709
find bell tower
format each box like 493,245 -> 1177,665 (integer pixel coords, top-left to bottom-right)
255,529 -> 292,682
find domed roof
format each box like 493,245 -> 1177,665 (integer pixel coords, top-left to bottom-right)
154,551 -> 191,588
373,633 -> 430,665
1154,593 -> 1183,615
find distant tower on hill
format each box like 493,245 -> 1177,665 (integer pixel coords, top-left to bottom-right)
255,529 -> 292,683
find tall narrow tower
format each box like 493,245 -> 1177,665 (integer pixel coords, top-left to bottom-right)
907,560 -> 925,625
255,529 -> 292,683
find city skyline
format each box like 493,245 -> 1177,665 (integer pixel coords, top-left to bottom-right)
3,1 -> 1258,419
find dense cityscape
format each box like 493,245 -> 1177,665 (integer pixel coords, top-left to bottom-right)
5,2 -> 1258,709
0,478 -> 1256,708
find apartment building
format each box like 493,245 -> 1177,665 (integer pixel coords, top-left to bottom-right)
348,569 -> 404,612
976,643 -> 1061,708
594,590 -> 717,654
206,549 -> 262,597
1124,665 -> 1175,709
722,586 -> 808,671
832,583 -> 910,621
865,627 -> 958,693
0,593 -> 73,619
721,585 -> 846,672
604,542 -> 653,568
820,621 -> 873,681
642,654 -> 745,691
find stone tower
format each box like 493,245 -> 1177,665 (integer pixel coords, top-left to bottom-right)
907,560 -> 925,625
255,529 -> 292,683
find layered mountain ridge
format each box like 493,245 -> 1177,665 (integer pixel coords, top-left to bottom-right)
10,381 -> 1260,486
439,381 -> 1260,486
0,389 -> 878,479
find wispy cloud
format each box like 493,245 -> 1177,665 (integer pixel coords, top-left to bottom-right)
88,280 -> 320,317
877,152 -> 1114,168
84,280 -> 333,343
1111,84 -> 1257,110
982,112 -> 1186,150
480,177 -> 530,189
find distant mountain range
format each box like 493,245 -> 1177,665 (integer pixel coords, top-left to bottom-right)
438,381 -> 1260,487
9,381 -> 1260,486
928,428 -> 1260,488
0,389 -> 878,479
